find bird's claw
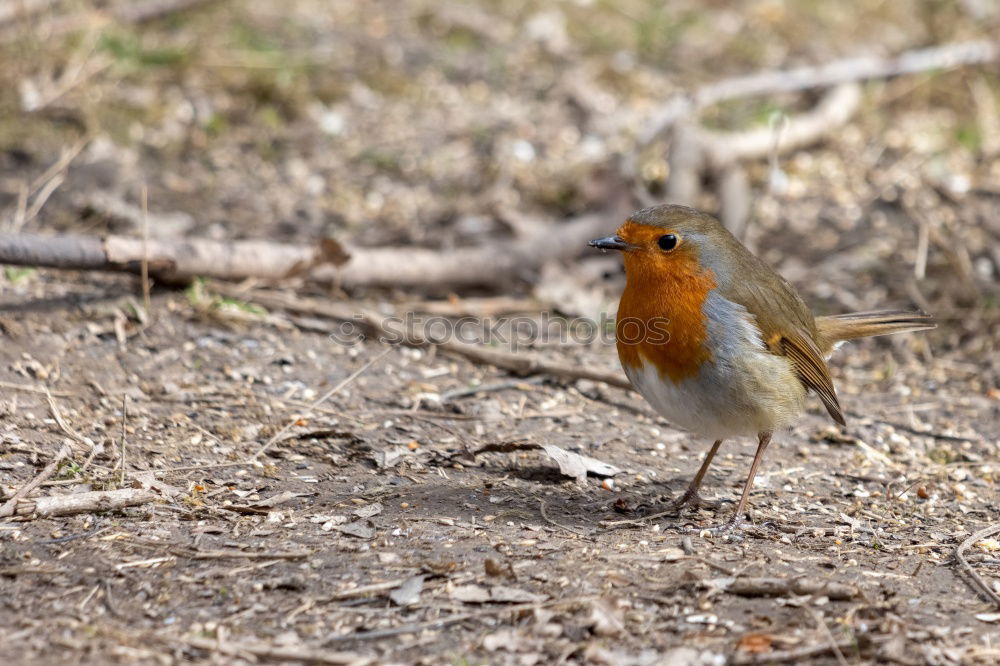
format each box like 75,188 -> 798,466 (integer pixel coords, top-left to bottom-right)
671,491 -> 724,512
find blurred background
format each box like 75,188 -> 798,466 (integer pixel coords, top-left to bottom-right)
2,4 -> 1000,662
0,0 -> 998,377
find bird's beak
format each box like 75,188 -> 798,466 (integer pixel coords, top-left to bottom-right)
588,235 -> 629,251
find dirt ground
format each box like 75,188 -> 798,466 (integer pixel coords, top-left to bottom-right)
1,2 -> 999,665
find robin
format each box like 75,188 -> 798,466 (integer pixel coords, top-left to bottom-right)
590,204 -> 934,528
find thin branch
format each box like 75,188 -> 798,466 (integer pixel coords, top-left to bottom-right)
11,488 -> 157,519
248,347 -> 392,460
955,522 -> 1000,608
0,441 -> 73,518
180,636 -> 372,666
44,390 -> 90,449
639,40 -> 999,146
0,206 -> 625,289
211,285 -> 632,391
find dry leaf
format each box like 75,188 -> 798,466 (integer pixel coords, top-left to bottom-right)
470,441 -> 621,481
482,628 -> 521,652
587,598 -> 625,636
334,521 -> 375,539
389,575 -> 424,607
450,584 -> 491,603
319,238 -> 351,267
131,472 -> 182,499
737,633 -> 775,653
373,446 -> 407,468
484,558 -> 505,577
353,502 -> 383,519
539,444 -> 622,482
254,491 -> 310,508
490,585 -> 548,603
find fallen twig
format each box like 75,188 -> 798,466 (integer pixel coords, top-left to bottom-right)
1,0 -> 222,42
176,548 -> 311,560
0,232 -> 348,283
0,381 -> 73,397
181,636 -> 373,666
249,347 -> 392,460
0,441 -> 73,518
810,609 -> 850,666
324,596 -> 596,644
955,522 -> 1000,608
0,0 -> 58,28
323,578 -> 413,602
659,84 -> 862,233
639,40 -> 999,146
709,576 -> 861,601
10,488 -> 156,518
640,40 -> 998,234
731,634 -> 871,665
539,500 -> 592,537
441,376 -> 546,403
0,207 -> 623,288
211,285 -> 632,390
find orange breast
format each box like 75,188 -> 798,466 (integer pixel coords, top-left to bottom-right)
616,247 -> 716,383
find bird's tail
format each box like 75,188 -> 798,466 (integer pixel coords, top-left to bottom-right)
816,310 -> 935,348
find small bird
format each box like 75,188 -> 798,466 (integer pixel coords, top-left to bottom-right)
590,204 -> 934,528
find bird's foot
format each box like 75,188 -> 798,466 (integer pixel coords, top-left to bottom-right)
665,488 -> 723,513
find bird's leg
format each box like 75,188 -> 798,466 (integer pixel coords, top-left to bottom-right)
725,430 -> 773,529
667,439 -> 723,511
670,431 -> 774,538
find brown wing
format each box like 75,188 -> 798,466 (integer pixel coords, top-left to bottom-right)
714,250 -> 846,426
779,329 -> 845,426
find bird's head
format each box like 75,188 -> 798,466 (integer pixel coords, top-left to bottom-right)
589,204 -> 739,285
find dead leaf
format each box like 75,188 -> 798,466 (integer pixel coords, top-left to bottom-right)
388,575 -> 424,607
659,648 -> 705,666
482,628 -> 521,652
540,444 -> 622,481
131,472 -> 182,499
490,585 -> 548,603
254,491 -> 310,508
373,446 -> 407,468
352,502 -> 383,519
450,584 -> 491,603
976,612 -> 1000,623
737,633 -> 775,653
659,547 -> 686,561
587,598 -> 625,636
334,521 -> 375,539
484,558 -> 505,577
319,237 -> 351,267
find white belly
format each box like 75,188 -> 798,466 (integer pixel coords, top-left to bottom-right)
623,292 -> 807,440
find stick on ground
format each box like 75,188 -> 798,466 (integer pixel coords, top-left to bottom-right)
212,286 -> 632,391
249,347 -> 392,460
0,441 -> 73,518
11,488 -> 156,519
955,522 -> 1000,608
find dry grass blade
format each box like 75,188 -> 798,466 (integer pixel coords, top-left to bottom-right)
44,389 -> 90,450
249,347 -> 392,460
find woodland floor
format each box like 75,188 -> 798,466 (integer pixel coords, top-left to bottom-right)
1,1 -> 999,665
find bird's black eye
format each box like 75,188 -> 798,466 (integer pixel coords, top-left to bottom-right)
657,234 -> 678,251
